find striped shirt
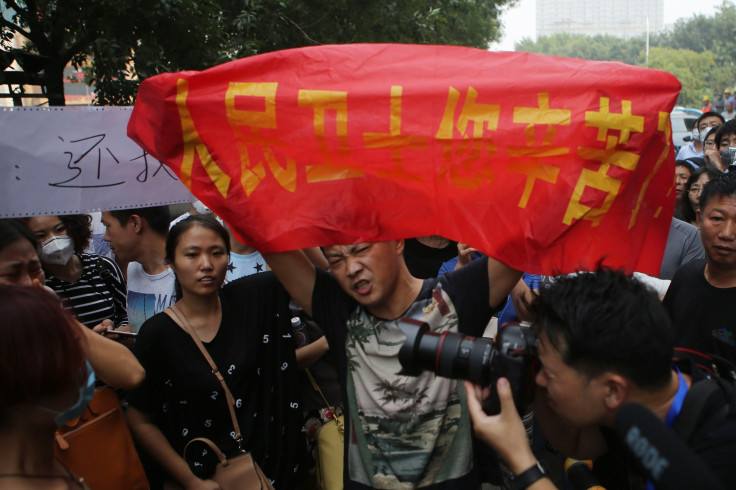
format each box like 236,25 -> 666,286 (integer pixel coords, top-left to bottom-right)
46,253 -> 129,328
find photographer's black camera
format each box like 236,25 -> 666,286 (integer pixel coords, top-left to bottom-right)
398,318 -> 538,415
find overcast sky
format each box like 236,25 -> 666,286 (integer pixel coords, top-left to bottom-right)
492,0 -> 728,51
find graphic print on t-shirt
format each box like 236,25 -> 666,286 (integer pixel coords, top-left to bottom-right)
345,283 -> 472,488
127,290 -> 175,332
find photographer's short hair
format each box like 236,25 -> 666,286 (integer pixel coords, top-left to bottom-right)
532,269 -> 673,389
700,171 -> 736,212
108,206 -> 171,237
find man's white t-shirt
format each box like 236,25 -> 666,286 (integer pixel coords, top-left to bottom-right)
126,262 -> 176,332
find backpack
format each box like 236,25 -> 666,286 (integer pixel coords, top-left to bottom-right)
672,357 -> 736,444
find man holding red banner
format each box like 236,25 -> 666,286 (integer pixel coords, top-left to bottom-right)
265,241 -> 521,489
124,41 -> 686,489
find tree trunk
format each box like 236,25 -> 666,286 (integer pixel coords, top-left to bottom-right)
44,60 -> 66,106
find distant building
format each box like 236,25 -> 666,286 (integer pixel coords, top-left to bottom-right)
536,0 -> 664,39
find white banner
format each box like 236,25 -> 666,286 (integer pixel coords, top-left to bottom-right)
0,106 -> 193,218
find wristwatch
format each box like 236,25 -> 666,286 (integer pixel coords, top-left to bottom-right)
510,460 -> 548,490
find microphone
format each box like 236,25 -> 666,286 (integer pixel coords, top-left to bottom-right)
614,403 -> 725,490
564,458 -> 604,490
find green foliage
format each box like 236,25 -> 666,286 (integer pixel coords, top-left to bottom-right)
215,0 -> 512,61
87,0 -> 225,105
515,0 -> 736,109
646,47 -> 716,107
2,0 -> 512,105
516,33 -> 645,65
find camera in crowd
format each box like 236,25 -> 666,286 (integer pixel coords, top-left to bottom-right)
398,318 -> 539,415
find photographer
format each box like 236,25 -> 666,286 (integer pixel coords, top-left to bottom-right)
465,270 -> 736,489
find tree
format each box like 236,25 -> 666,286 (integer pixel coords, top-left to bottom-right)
516,33 -> 645,65
653,0 -> 736,69
1,0 -> 110,105
514,1 -> 736,107
86,0 -> 225,105
646,47 -> 717,107
2,0 -> 513,106
1,0 -> 225,105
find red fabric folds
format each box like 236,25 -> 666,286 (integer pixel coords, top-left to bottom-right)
128,44 -> 680,275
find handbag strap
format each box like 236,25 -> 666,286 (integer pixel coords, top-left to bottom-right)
305,369 -> 343,432
305,369 -> 332,410
184,437 -> 229,466
165,305 -> 244,451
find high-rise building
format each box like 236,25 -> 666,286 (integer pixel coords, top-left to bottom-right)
536,0 -> 664,39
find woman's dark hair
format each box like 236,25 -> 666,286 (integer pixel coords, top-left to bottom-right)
59,214 -> 92,254
0,285 -> 86,412
681,167 -> 723,224
165,216 -> 231,299
0,219 -> 37,252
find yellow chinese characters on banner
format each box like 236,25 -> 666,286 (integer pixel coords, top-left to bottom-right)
129,44 -> 680,275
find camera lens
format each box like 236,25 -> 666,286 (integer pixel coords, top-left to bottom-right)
398,319 -> 493,385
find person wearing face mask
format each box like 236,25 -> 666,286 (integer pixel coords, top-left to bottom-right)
0,219 -> 145,390
24,214 -> 130,334
676,111 -> 725,161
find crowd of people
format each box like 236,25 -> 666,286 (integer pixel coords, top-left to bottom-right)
2,127 -> 736,490
704,88 -> 736,121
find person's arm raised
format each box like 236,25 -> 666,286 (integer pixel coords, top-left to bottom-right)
304,247 -> 329,270
487,257 -> 524,309
263,250 -> 317,317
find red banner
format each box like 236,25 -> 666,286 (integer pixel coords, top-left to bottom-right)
128,44 -> 680,275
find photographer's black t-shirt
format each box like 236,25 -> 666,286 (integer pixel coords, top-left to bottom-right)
663,258 -> 736,364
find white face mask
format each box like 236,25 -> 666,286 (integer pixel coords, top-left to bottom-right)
699,129 -> 711,144
39,235 -> 74,265
192,200 -> 212,215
